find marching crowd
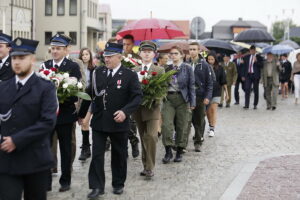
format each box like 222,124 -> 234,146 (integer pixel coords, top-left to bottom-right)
0,32 -> 300,200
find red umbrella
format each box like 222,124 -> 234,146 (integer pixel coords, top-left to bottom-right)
117,18 -> 186,40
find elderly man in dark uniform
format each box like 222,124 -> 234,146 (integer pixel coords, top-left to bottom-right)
0,33 -> 14,82
78,42 -> 142,199
42,33 -> 81,192
0,38 -> 57,200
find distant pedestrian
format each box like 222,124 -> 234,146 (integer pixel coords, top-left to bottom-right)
206,53 -> 228,137
279,54 -> 292,99
291,53 -> 300,104
242,45 -> 263,110
261,53 -> 281,110
220,54 -> 237,108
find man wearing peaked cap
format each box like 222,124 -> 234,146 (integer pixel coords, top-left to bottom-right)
42,33 -> 82,192
0,37 -> 58,200
78,42 -> 142,198
0,33 -> 14,81
132,40 -> 164,179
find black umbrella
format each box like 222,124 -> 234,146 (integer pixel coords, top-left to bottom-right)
200,39 -> 236,54
234,28 -> 275,43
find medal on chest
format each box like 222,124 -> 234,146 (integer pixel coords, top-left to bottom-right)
117,80 -> 122,89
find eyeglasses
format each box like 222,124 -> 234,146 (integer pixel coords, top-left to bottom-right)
189,49 -> 197,51
169,52 -> 179,55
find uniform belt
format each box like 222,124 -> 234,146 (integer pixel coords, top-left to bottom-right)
168,91 -> 180,94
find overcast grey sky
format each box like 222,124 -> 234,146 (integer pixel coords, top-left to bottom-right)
101,0 -> 300,31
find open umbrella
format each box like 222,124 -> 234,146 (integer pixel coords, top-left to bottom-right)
117,18 -> 185,41
158,41 -> 208,54
262,44 -> 294,55
200,39 -> 236,54
230,41 -> 262,53
279,40 -> 300,49
234,28 -> 275,43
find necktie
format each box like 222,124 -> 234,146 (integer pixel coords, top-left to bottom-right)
17,81 -> 23,91
143,65 -> 148,71
107,69 -> 113,82
54,64 -> 59,68
249,56 -> 253,73
0,59 -> 2,70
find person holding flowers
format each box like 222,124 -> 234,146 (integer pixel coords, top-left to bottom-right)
161,46 -> 196,163
42,33 -> 81,192
132,41 -> 165,179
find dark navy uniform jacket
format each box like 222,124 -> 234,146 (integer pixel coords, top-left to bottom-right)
43,57 -> 81,125
0,56 -> 14,82
78,65 -> 142,133
0,73 -> 57,175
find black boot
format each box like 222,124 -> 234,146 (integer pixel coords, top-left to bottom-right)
131,143 -> 139,158
78,146 -> 87,161
174,148 -> 183,162
162,146 -> 173,164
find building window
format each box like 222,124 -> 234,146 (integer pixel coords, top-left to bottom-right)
57,31 -> 64,35
69,32 -> 77,45
45,32 -> 52,45
45,0 -> 52,16
69,0 -> 77,15
57,0 -> 65,16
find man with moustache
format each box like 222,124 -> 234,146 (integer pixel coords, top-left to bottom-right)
78,42 -> 142,198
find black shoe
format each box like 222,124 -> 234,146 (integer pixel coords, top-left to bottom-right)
59,185 -> 70,192
218,104 -> 223,108
272,106 -> 276,110
162,146 -> 173,164
174,148 -> 183,162
113,187 -> 124,195
78,146 -> 91,161
253,106 -> 257,110
131,143 -> 139,158
140,169 -> 147,176
234,102 -> 239,105
243,106 -> 249,110
87,189 -> 104,199
226,104 -> 230,108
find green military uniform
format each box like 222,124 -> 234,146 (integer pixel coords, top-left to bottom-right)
132,41 -> 165,174
221,61 -> 237,106
261,59 -> 281,109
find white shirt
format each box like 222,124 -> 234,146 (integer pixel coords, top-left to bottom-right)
249,54 -> 256,73
141,63 -> 152,71
53,57 -> 65,68
107,63 -> 121,77
0,55 -> 9,70
15,71 -> 34,86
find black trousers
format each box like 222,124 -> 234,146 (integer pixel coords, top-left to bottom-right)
0,170 -> 48,200
49,123 -> 73,187
234,76 -> 245,103
89,130 -> 128,190
245,74 -> 260,107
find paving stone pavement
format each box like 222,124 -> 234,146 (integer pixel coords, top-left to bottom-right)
237,155 -> 300,200
48,87 -> 300,200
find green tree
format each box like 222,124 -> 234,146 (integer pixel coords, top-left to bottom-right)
271,20 -> 297,43
291,37 -> 300,45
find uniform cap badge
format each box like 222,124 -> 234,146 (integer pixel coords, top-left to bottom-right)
15,39 -> 22,46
